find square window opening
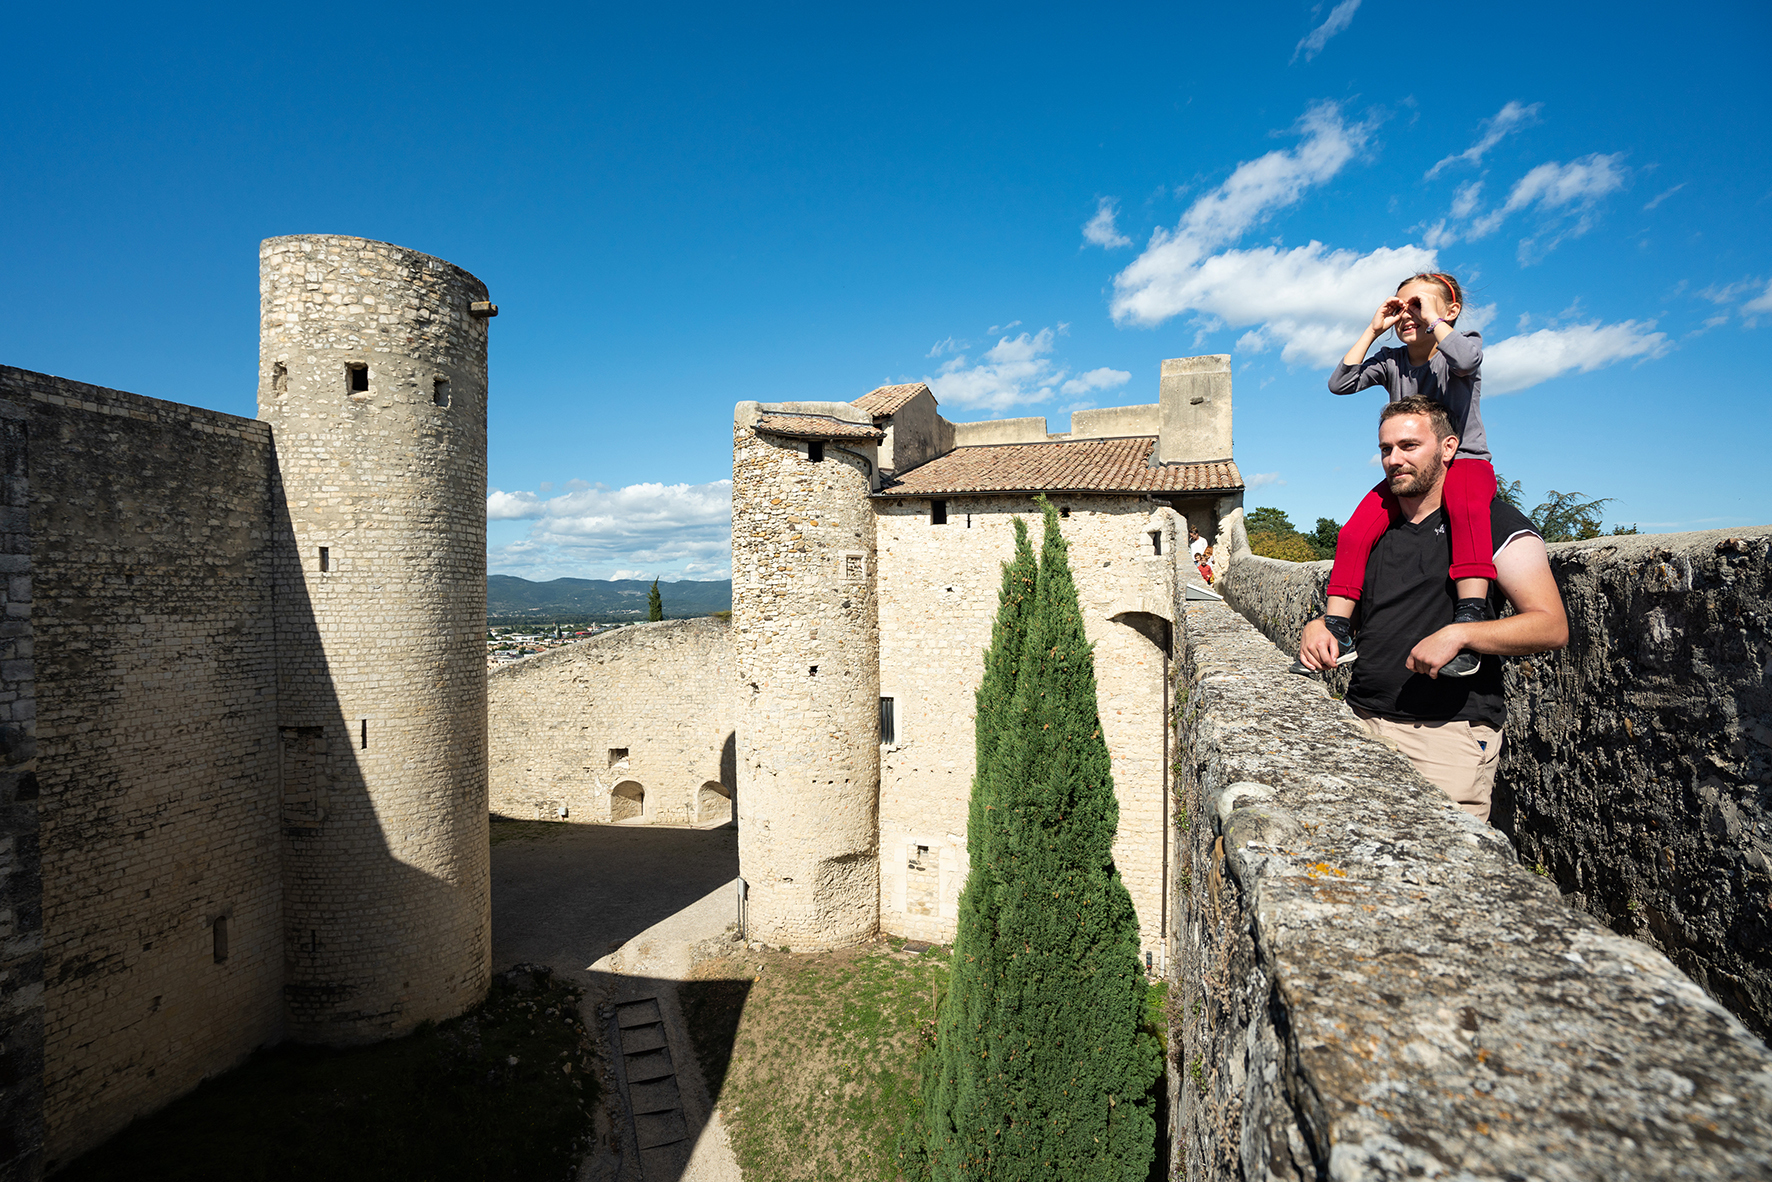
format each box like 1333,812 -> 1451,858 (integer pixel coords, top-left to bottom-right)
809,665 -> 818,676
271,362 -> 288,396
930,499 -> 947,526
808,441 -> 824,462
1059,506 -> 1071,519
433,377 -> 450,407
608,747 -> 629,767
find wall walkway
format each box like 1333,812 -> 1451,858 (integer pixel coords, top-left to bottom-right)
1169,596 -> 1772,1179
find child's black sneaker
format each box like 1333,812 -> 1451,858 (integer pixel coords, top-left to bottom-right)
1439,598 -> 1490,678
1288,615 -> 1358,675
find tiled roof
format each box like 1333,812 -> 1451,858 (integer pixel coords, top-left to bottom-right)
753,412 -> 885,441
852,382 -> 932,417
875,436 -> 1243,497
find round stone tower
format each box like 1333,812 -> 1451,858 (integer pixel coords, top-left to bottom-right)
731,402 -> 882,949
258,235 -> 492,1042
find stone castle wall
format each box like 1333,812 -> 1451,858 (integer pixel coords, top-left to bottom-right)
260,235 -> 491,1044
1217,528 -> 1772,1040
488,619 -> 734,825
0,367 -> 287,1166
1169,596 -> 1772,1178
875,495 -> 1181,962
0,401 -> 40,1182
731,410 -> 881,949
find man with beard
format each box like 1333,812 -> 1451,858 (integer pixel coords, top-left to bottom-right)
1294,396 -> 1568,821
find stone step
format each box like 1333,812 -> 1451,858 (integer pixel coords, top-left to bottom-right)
623,1047 -> 674,1083
627,1077 -> 681,1114
633,1108 -> 689,1150
615,998 -> 662,1028
619,1022 -> 669,1055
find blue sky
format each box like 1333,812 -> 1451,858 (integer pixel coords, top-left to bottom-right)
6,1 -> 1769,580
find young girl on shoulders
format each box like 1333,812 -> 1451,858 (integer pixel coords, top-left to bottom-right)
1314,272 -> 1493,677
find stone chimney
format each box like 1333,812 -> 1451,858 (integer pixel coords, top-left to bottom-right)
1155,354 -> 1232,464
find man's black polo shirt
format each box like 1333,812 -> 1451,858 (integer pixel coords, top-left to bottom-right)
1344,499 -> 1540,727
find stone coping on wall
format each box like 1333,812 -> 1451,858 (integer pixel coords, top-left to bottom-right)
0,365 -> 272,443
487,617 -> 729,682
1173,597 -> 1772,1179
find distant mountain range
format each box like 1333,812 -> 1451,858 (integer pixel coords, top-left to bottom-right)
488,576 -> 732,622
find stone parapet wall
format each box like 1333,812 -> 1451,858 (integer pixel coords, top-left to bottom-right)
0,367 -> 287,1166
0,402 -> 39,1182
1217,529 -> 1772,1038
488,619 -> 734,825
1170,597 -> 1772,1180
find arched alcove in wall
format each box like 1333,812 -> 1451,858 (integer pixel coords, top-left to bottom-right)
1110,610 -> 1173,657
611,780 -> 645,823
698,781 -> 733,825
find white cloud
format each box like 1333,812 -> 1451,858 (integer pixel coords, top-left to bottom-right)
926,336 -> 968,358
1246,471 -> 1285,487
1293,0 -> 1360,62
1110,103 -> 1420,367
1745,280 -> 1772,316
1467,153 -> 1628,259
1061,367 -> 1132,396
1450,180 -> 1483,219
923,325 -> 1126,412
487,479 -> 733,581
1425,101 -> 1542,179
1484,320 -> 1670,394
1083,198 -> 1133,249
1643,183 -> 1685,211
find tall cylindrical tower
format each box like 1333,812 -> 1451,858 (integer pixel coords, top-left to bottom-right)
259,235 -> 491,1042
731,402 -> 881,949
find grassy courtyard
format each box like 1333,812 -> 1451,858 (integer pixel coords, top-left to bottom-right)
681,939 -> 951,1182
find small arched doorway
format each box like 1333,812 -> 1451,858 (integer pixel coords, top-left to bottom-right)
698,780 -> 733,825
611,780 -> 645,823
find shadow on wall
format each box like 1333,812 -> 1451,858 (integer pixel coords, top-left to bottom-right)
268,453 -> 490,1051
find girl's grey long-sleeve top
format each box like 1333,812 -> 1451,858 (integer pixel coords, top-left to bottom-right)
1328,330 -> 1488,462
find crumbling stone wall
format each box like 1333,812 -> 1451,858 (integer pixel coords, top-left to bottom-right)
488,618 -> 734,825
2,368 -> 287,1167
1170,597 -> 1772,1179
1216,529 -> 1772,1040
0,402 -> 39,1182
875,494 -> 1180,960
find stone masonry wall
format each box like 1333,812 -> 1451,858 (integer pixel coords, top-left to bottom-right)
489,619 -> 734,825
0,367 -> 286,1167
260,235 -> 491,1044
0,402 -> 39,1182
1218,529 -> 1772,1040
1170,596 -> 1772,1180
731,410 -> 880,949
876,495 -> 1180,961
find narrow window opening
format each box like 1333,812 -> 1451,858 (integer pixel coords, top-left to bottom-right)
212,916 -> 229,964
360,719 -> 368,750
1059,506 -> 1071,519
879,697 -> 895,745
966,513 -> 972,528
930,499 -> 947,525
608,747 -> 629,767
433,377 -> 450,407
318,547 -> 330,572
271,362 -> 288,396
807,440 -> 825,462
1150,531 -> 1163,555
347,362 -> 369,393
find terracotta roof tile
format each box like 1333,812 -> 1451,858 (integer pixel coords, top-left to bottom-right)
852,382 -> 932,417
876,436 -> 1242,497
753,412 -> 885,441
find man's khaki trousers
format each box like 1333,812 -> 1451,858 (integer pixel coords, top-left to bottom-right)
1352,707 -> 1502,822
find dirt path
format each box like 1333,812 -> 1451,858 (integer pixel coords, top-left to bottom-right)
491,821 -> 744,1182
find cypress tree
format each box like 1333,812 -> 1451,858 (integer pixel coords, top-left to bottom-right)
918,500 -> 1158,1181
647,577 -> 663,621
920,516 -> 1037,1179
